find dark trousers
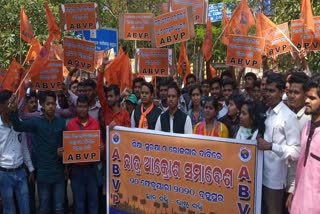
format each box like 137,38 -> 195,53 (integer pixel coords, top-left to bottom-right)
262,185 -> 285,214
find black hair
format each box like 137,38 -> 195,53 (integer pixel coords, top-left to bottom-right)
26,90 -> 37,102
306,81 -> 320,97
204,96 -> 219,111
84,78 -> 96,89
77,81 -> 86,88
262,71 -> 272,78
189,84 -> 202,96
242,100 -> 259,131
168,83 -> 181,97
159,79 -> 169,88
201,79 -> 210,85
210,77 -> 221,87
106,84 -> 120,96
220,70 -> 233,79
253,80 -> 261,88
266,73 -> 285,91
39,90 -> 56,104
288,72 -> 310,92
229,93 -> 245,110
312,74 -> 320,86
186,73 -> 196,83
222,78 -> 236,89
244,72 -> 257,81
132,77 -> 145,87
77,94 -> 89,105
69,80 -> 79,90
141,82 -> 154,95
0,90 -> 12,104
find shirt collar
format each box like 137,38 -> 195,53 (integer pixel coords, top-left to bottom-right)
267,101 -> 284,115
297,106 -> 306,119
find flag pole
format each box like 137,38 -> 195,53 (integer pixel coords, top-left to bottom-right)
274,25 -> 300,52
213,25 -> 227,48
14,70 -> 30,94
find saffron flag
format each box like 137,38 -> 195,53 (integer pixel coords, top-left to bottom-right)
27,35 -> 52,79
255,12 -> 278,49
300,0 -> 315,34
177,42 -> 191,81
104,48 -> 132,92
202,18 -> 213,62
24,38 -> 42,64
45,2 -> 61,42
228,0 -> 255,35
221,8 -> 230,45
0,59 -> 25,92
210,65 -> 217,77
20,7 -> 34,44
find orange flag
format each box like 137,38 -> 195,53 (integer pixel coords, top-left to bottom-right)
0,59 -> 25,92
20,7 -> 35,44
104,48 -> 132,92
44,2 -> 61,42
255,12 -> 278,48
177,42 -> 191,81
300,0 -> 315,34
221,8 -> 230,45
24,38 -> 42,64
27,35 -> 52,79
228,0 -> 255,35
202,18 -> 213,62
210,65 -> 217,77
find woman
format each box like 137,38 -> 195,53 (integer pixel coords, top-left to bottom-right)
193,97 -> 229,137
236,100 -> 259,140
188,85 -> 204,127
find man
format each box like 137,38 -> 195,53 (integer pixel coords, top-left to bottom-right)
257,73 -> 300,214
200,79 -> 210,106
182,73 -> 197,108
61,95 -> 103,214
284,72 -> 310,212
0,90 -> 34,214
242,72 -> 257,99
131,82 -> 162,129
222,78 -> 237,102
69,80 -> 79,96
289,81 -> 320,213
210,77 -> 222,99
157,79 -> 169,112
132,77 -> 145,101
97,69 -> 131,127
124,94 -> 137,116
9,91 -> 66,214
155,83 -> 192,134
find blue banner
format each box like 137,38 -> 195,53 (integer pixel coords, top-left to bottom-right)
208,3 -> 232,23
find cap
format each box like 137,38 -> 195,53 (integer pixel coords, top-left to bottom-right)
125,94 -> 137,104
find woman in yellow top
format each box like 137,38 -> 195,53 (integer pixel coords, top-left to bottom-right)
193,97 -> 229,137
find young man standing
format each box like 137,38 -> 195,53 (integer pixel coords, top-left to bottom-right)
62,95 -> 103,214
242,72 -> 257,99
155,84 -> 192,134
0,90 -> 34,214
131,82 -> 162,130
289,81 -> 320,213
9,91 -> 66,214
132,77 -> 145,101
257,73 -> 300,214
158,79 -> 169,112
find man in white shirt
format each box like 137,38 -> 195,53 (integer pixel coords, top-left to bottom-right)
155,83 -> 192,134
257,73 -> 300,214
0,90 -> 34,214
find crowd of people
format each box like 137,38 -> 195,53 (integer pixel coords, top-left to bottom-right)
0,55 -> 319,214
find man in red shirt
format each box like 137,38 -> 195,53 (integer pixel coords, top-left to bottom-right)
59,94 -> 103,214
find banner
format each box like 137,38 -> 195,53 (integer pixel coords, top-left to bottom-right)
208,3 -> 232,22
291,17 -> 320,51
74,28 -> 118,54
63,37 -> 96,72
107,127 -> 263,214
63,130 -> 101,164
152,7 -> 195,47
227,35 -> 265,69
59,3 -> 99,31
31,60 -> 63,91
161,3 -> 169,14
136,48 -> 173,76
119,13 -> 154,41
170,0 -> 208,24
265,23 -> 291,57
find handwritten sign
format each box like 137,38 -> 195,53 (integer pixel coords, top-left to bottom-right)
119,13 -> 154,41
107,127 -> 262,213
63,37 -> 96,72
32,60 -> 64,91
264,23 -> 291,57
291,17 -> 320,51
152,7 -> 195,47
59,3 -> 99,31
227,35 -> 265,69
170,0 -> 207,24
136,48 -> 173,76
63,130 -> 101,164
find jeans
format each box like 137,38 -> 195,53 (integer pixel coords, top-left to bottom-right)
37,180 -> 65,214
71,164 -> 99,214
0,168 -> 30,214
